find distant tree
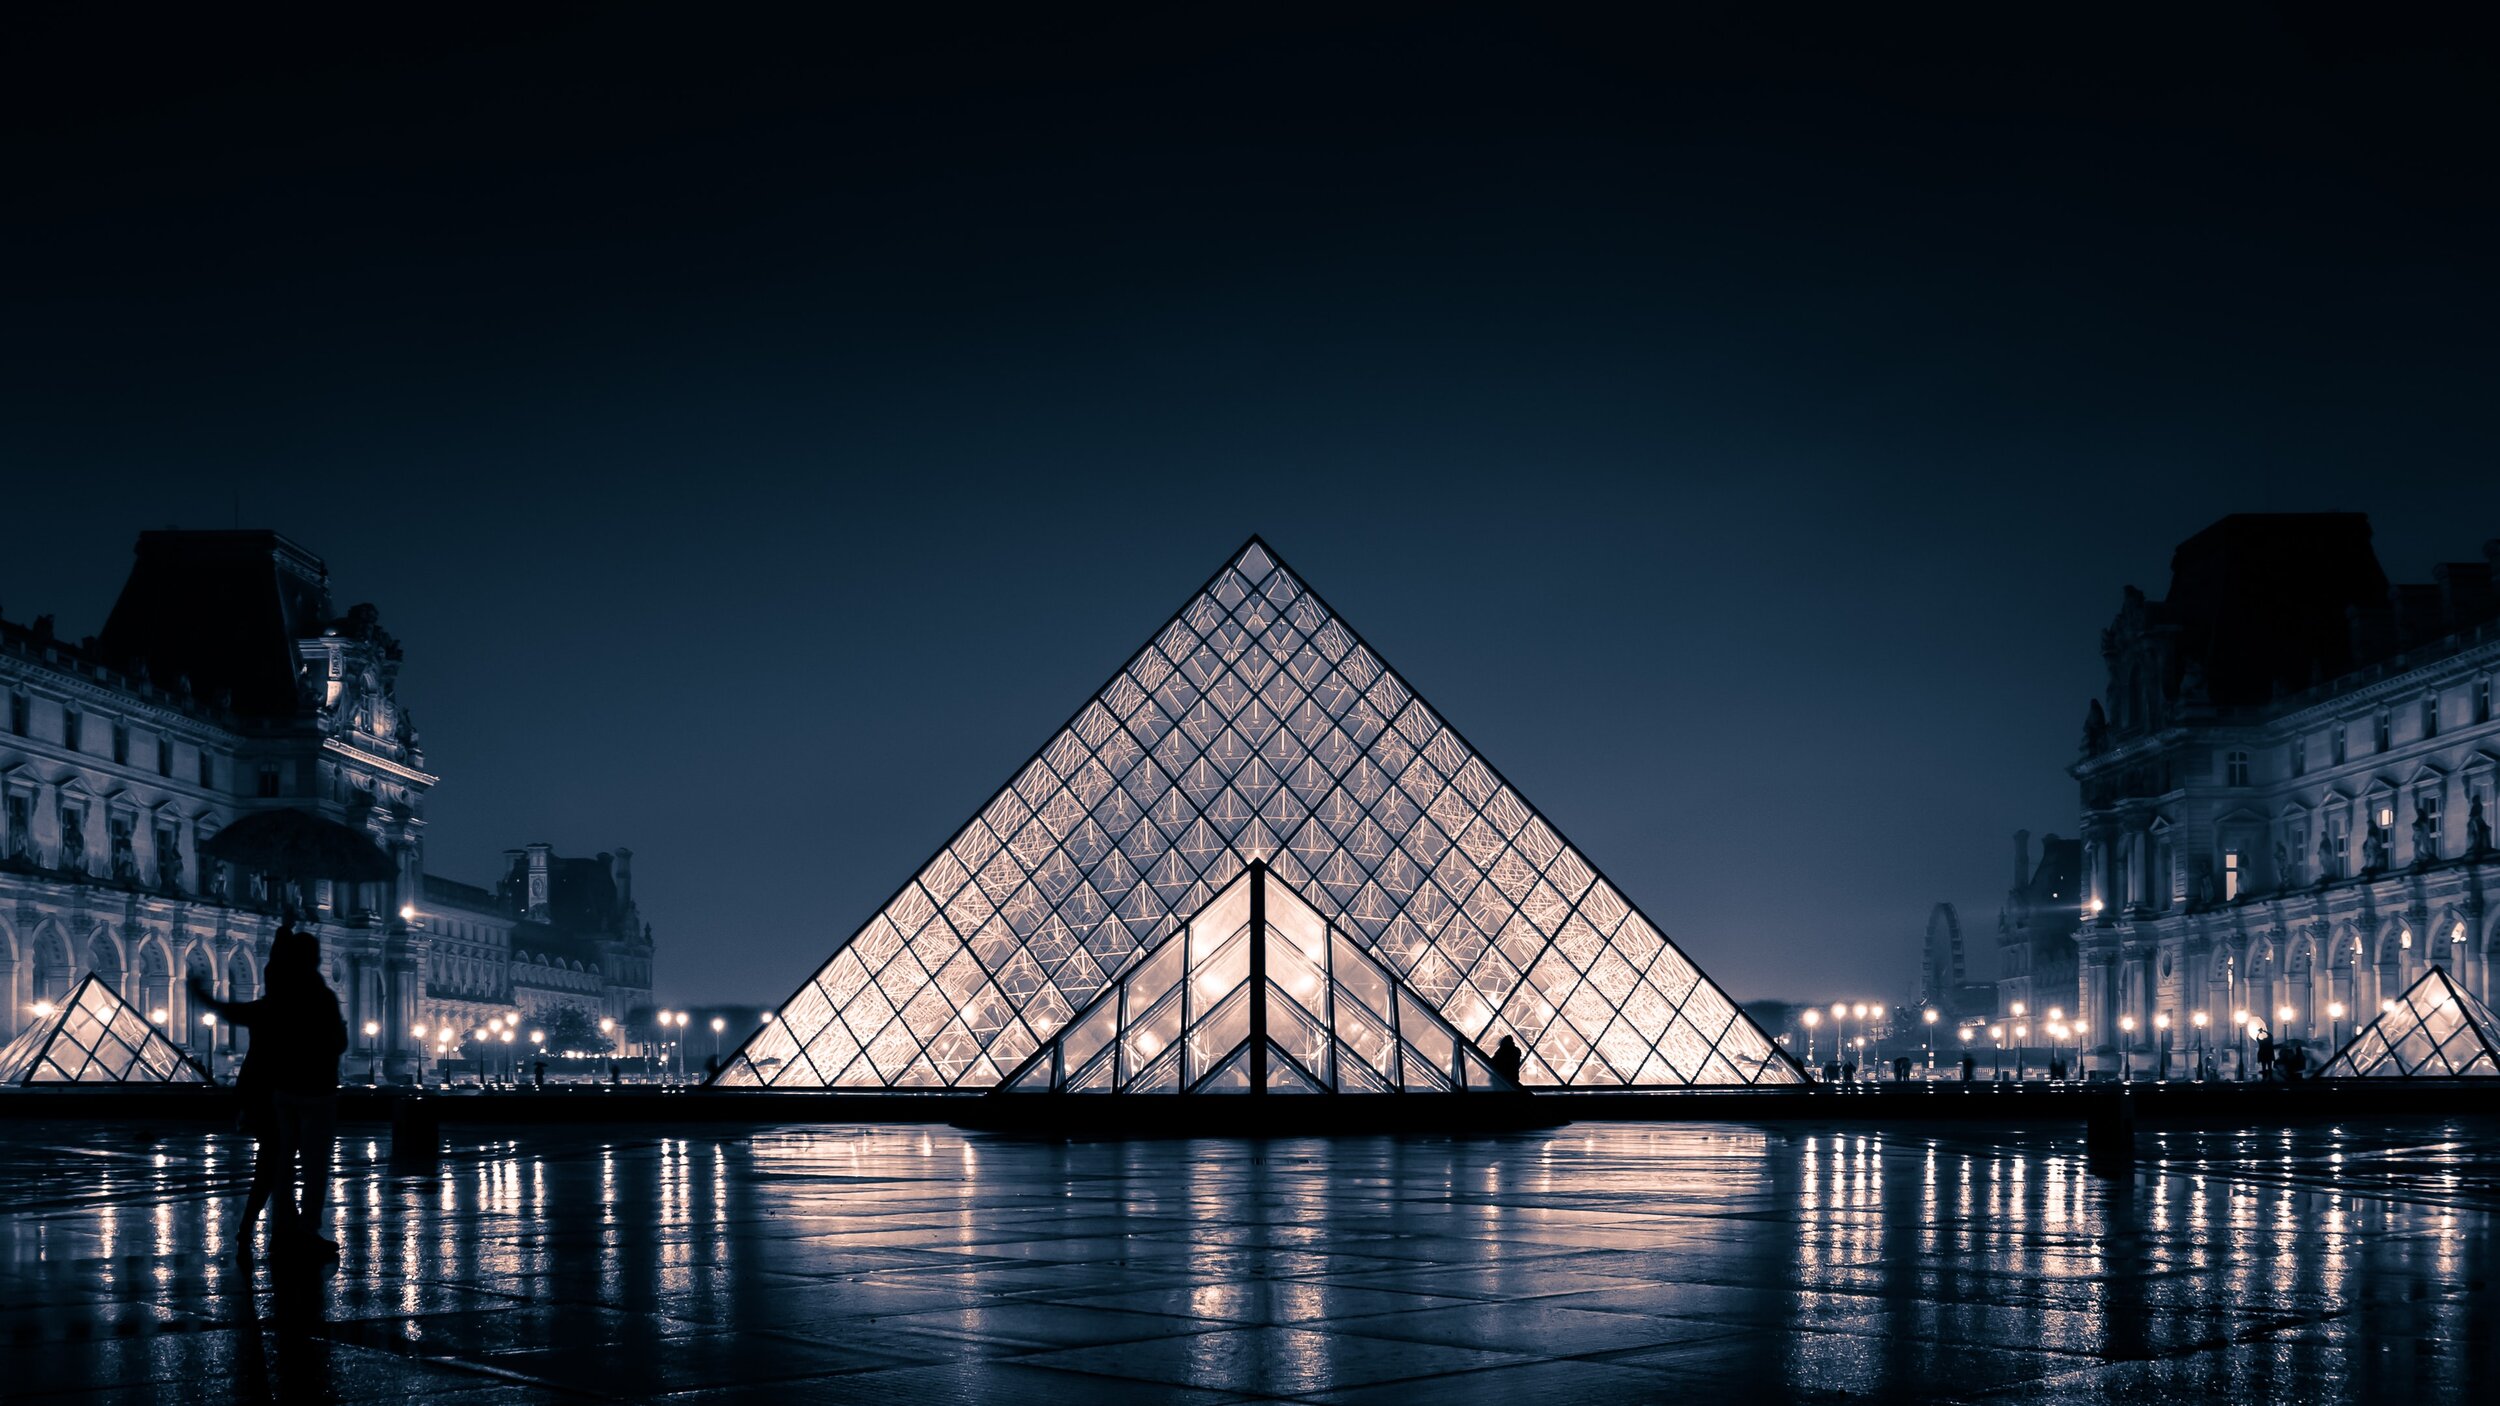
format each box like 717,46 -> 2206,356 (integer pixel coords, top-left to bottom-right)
539,1006 -> 611,1059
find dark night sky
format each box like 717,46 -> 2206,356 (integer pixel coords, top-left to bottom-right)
5,5 -> 2495,1007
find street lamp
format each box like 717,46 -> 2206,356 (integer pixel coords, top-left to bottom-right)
362,1020 -> 382,1083
1802,1008 -> 1821,1068
1922,1007 -> 1939,1072
1990,1025 -> 2005,1081
2191,1010 -> 2210,1079
2014,1023 -> 2029,1081
412,1024 -> 429,1086
2153,1011 -> 2171,1079
2327,1000 -> 2346,1052
500,1027 -> 515,1085
2118,1014 -> 2136,1080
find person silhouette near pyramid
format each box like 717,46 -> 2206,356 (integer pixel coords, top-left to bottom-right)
189,921 -> 348,1261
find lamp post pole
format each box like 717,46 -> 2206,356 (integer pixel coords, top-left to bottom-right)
1803,1009 -> 1820,1069
2118,1015 -> 2135,1080
2153,1012 -> 2171,1079
1922,1007 -> 1939,1073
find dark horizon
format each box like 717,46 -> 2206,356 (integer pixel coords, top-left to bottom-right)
5,4 -> 2496,1007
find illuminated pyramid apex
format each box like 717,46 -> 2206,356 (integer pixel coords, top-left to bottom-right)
722,537 -> 1797,1090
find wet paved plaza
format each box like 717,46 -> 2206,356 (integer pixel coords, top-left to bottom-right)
2,1115 -> 2495,1403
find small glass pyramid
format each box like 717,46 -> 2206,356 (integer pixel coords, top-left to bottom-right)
720,538 -> 1799,1090
2316,966 -> 2500,1078
0,973 -> 211,1085
999,861 -> 1512,1094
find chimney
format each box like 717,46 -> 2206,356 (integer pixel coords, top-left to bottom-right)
526,842 -> 553,918
612,847 -> 633,904
2012,830 -> 2032,890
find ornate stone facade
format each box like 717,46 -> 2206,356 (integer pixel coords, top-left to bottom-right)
1,530 -> 654,1080
2072,514 -> 2500,1074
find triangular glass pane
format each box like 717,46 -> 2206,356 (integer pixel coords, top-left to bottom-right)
1266,1048 -> 1324,1094
1196,1047 -> 1254,1093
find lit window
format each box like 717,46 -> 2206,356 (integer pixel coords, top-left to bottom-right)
2225,751 -> 2250,787
2223,849 -> 2242,901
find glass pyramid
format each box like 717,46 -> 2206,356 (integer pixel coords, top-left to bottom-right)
0,973 -> 211,1085
999,862 -> 1513,1094
720,538 -> 1799,1090
2317,967 -> 2500,1078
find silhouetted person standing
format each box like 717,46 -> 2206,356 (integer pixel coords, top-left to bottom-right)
1959,1051 -> 1976,1083
1489,1034 -> 1524,1085
190,926 -> 347,1260
533,1058 -> 547,1089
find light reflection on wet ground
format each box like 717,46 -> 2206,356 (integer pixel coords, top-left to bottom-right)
0,1117 -> 2493,1402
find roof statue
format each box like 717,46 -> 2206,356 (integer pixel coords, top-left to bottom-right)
718,538 -> 1799,1091
0,974 -> 212,1085
2316,966 -> 2500,1079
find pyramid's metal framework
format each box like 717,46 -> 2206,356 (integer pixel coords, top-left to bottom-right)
720,539 -> 1800,1090
2317,966 -> 2500,1078
0,973 -> 211,1085
1000,862 -> 1513,1094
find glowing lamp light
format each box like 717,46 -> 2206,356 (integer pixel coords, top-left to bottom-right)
1851,1003 -> 1868,1019
2328,1002 -> 2346,1019
32,1000 -> 56,1019
2048,1007 -> 2063,1021
400,904 -> 417,922
2120,1015 -> 2136,1033
600,1018 -> 616,1033
1802,1010 -> 1821,1028
2011,1002 -> 2027,1018
2015,1024 -> 2028,1039
1958,1027 -> 1973,1042
1138,1032 -> 1162,1056
1990,1026 -> 2004,1040
201,1012 -> 216,1027
363,1021 -> 380,1038
2154,1013 -> 2170,1030
2074,1020 -> 2088,1035
2278,1005 -> 2295,1023
2088,897 -> 2105,914
500,1030 -> 514,1044
529,1030 -> 544,1045
2456,923 -> 2469,944
413,1024 -> 427,1039
150,1008 -> 168,1024
2234,1008 -> 2249,1026
2382,999 -> 2398,1013
2191,1011 -> 2208,1028
2401,929 -> 2413,949
710,1017 -> 725,1034
1923,1009 -> 1940,1025
2379,806 -> 2394,828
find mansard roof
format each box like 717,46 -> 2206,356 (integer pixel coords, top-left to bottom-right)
97,530 -> 335,720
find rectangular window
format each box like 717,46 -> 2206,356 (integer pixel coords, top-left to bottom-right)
2226,750 -> 2250,787
2375,711 -> 2392,753
156,737 -> 173,777
2418,790 -> 2442,859
198,751 -> 215,788
256,762 -> 283,798
2223,849 -> 2242,901
2479,677 -> 2493,725
2423,695 -> 2440,740
2326,814 -> 2349,879
7,693 -> 25,737
4,793 -> 27,862
2331,725 -> 2347,766
112,723 -> 129,765
2291,736 -> 2307,777
63,709 -> 81,752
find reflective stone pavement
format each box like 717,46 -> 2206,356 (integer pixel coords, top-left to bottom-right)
2,1117 -> 2495,1403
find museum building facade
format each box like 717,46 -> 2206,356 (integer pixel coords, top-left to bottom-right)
2072,514 -> 2500,1073
0,530 -> 652,1078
